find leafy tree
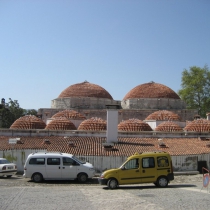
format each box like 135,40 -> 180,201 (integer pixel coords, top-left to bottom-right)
178,65 -> 210,117
0,98 -> 37,128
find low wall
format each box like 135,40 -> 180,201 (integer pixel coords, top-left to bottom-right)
1,149 -> 209,173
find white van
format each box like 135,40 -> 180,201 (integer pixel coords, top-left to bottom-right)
23,152 -> 95,183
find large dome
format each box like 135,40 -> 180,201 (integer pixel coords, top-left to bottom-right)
118,119 -> 152,132
78,117 -> 106,131
10,115 -> 46,129
145,110 -> 181,121
155,121 -> 183,132
123,82 -> 180,100
184,119 -> 210,132
45,117 -> 76,130
52,110 -> 86,120
58,81 -> 113,99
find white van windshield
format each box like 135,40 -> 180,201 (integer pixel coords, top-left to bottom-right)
72,156 -> 86,164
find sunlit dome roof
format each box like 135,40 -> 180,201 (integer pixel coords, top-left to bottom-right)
155,121 -> 183,132
78,117 -> 106,131
52,110 -> 86,120
184,119 -> 210,132
58,81 -> 113,99
118,119 -> 152,131
123,82 -> 180,100
10,115 -> 46,130
45,117 -> 76,130
145,110 -> 181,121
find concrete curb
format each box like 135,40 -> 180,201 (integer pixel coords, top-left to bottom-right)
174,171 -> 200,175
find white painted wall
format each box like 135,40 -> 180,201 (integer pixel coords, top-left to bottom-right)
106,110 -> 118,143
1,149 -> 210,173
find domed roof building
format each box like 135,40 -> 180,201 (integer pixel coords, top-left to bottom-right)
78,117 -> 106,131
121,82 -> 186,110
184,119 -> 210,132
155,121 -> 183,132
10,115 -> 46,129
45,117 -> 76,130
118,119 -> 152,131
52,110 -> 86,120
58,81 -> 113,99
51,81 -> 120,110
145,110 -> 181,121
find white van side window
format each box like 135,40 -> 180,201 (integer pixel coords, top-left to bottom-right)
142,157 -> 155,168
47,158 -> 60,165
63,157 -> 75,166
29,158 -> 45,165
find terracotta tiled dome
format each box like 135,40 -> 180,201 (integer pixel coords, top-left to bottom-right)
118,119 -> 152,131
45,117 -> 76,130
123,82 -> 180,100
184,119 -> 210,132
155,121 -> 183,132
78,117 -> 106,131
52,110 -> 86,120
145,110 -> 180,121
10,115 -> 46,129
58,81 -> 113,99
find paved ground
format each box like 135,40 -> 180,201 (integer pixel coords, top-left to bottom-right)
0,174 -> 209,210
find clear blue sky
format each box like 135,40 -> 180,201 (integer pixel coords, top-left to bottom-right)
0,0 -> 209,110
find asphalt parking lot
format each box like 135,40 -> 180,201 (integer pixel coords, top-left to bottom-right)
0,174 -> 209,210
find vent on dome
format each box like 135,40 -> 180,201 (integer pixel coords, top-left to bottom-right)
68,141 -> 75,147
158,139 -> 167,148
42,139 -> 51,145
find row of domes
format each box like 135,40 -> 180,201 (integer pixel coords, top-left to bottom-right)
57,81 -> 180,100
9,110 -> 210,132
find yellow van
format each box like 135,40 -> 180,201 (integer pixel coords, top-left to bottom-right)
98,151 -> 174,189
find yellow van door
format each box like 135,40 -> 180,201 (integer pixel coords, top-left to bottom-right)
118,158 -> 141,184
140,157 -> 156,183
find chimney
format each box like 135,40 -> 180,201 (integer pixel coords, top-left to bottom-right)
207,113 -> 210,121
106,109 -> 118,143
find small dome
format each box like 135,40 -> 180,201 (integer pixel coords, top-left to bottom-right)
10,115 -> 46,129
155,121 -> 183,132
58,81 -> 113,99
52,110 -> 86,120
45,117 -> 76,130
78,117 -> 106,131
123,82 -> 180,100
145,110 -> 180,121
118,119 -> 152,131
184,119 -> 210,132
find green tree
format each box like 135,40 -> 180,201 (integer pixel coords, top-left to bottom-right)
0,98 -> 25,128
24,109 -> 37,116
178,65 -> 210,117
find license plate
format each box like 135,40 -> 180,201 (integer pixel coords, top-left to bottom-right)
8,166 -> 13,169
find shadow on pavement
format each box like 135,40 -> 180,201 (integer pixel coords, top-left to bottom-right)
102,183 -> 197,190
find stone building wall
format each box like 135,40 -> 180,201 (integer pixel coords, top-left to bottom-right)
38,108 -> 198,124
121,98 -> 186,110
51,97 -> 121,109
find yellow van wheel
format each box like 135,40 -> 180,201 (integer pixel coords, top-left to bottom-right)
157,176 -> 168,187
107,178 -> 118,190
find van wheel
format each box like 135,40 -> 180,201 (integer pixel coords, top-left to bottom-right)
157,176 -> 168,187
107,178 -> 118,190
32,173 -> 43,183
78,173 -> 88,183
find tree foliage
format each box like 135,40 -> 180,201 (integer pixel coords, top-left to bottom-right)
178,65 -> 210,117
0,98 -> 37,128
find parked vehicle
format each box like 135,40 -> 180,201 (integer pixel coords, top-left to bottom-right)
0,158 -> 17,178
98,151 -> 174,189
23,152 -> 95,183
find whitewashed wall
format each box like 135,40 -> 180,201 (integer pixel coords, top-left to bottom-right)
1,149 -> 210,173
